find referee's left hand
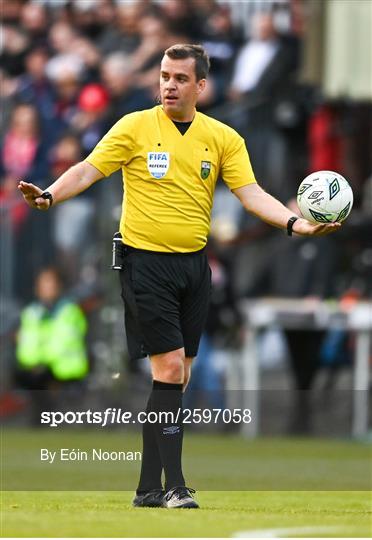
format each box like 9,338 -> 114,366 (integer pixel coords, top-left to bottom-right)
293,218 -> 341,236
18,181 -> 50,210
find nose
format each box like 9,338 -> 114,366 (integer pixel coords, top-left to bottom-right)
165,77 -> 176,91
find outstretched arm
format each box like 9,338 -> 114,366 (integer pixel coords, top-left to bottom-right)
233,183 -> 341,236
18,161 -> 104,210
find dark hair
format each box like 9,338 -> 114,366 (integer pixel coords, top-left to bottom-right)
164,44 -> 210,81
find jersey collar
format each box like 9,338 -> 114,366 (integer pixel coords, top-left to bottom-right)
158,105 -> 199,137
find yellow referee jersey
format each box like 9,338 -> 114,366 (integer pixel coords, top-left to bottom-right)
86,105 -> 256,252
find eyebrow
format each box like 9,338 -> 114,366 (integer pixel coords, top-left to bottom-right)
160,70 -> 190,79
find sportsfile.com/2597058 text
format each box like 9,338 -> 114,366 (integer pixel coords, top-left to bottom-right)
40,408 -> 252,428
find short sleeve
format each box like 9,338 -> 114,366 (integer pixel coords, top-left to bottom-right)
85,114 -> 136,177
221,131 -> 256,190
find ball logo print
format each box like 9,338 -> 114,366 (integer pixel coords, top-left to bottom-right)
297,183 -> 312,196
308,190 -> 323,200
309,209 -> 333,223
329,177 -> 341,200
297,170 -> 353,224
337,201 -> 352,222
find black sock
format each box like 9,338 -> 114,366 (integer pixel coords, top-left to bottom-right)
151,380 -> 185,491
136,393 -> 163,493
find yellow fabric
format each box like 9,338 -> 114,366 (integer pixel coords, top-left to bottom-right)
86,105 -> 256,252
16,301 -> 89,381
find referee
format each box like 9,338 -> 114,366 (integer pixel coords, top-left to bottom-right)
19,44 -> 340,509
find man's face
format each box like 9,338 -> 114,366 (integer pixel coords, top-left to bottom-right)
160,55 -> 205,121
35,270 -> 61,304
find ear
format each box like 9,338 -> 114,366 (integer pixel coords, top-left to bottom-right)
197,79 -> 206,94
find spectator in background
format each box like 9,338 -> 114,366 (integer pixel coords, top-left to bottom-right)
98,1 -> 142,56
0,103 -> 48,194
45,53 -> 84,130
129,11 -> 180,93
230,12 -> 296,102
72,36 -> 102,82
68,0 -> 107,41
16,47 -> 58,147
48,20 -> 78,55
93,0 -> 118,33
0,26 -> 30,77
0,68 -> 18,138
100,53 -> 154,124
20,2 -> 49,47
15,267 -> 89,424
0,103 -> 51,299
225,11 -> 300,298
49,134 -> 97,286
49,134 -> 82,182
199,3 -> 243,106
161,0 -> 202,40
1,0 -> 24,24
72,83 -> 110,157
229,10 -> 299,167
267,225 -> 340,433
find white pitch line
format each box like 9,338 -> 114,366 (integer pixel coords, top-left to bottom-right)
232,525 -> 341,538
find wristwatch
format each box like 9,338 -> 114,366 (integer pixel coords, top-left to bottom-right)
40,191 -> 54,207
287,216 -> 299,236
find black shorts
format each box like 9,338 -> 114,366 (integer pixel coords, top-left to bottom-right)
119,245 -> 211,360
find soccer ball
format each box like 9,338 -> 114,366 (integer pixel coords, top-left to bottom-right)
297,170 -> 353,223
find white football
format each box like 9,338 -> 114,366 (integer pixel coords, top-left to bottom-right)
297,170 -> 353,223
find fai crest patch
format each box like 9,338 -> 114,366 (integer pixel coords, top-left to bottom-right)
147,152 -> 169,179
201,161 -> 211,180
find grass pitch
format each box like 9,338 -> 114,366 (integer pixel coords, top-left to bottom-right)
1,430 -> 371,537
1,490 -> 371,537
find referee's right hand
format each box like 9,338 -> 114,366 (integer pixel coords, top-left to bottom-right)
18,181 -> 50,210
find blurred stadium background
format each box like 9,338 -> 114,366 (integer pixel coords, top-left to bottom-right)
1,0 -> 371,440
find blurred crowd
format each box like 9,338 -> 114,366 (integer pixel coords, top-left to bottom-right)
1,0 -> 371,302
1,1 -> 371,425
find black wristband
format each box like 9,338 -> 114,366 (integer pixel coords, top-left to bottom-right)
40,191 -> 53,207
287,216 -> 299,236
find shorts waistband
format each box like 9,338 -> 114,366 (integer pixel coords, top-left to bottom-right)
123,244 -> 206,256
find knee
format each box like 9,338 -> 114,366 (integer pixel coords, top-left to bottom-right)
163,360 -> 184,384
151,350 -> 185,384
